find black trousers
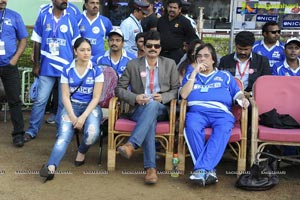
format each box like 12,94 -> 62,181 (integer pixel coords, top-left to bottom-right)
0,64 -> 24,136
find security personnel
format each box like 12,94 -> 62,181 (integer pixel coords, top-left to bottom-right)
157,0 -> 199,64
120,0 -> 149,55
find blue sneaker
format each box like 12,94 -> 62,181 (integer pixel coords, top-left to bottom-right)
189,169 -> 206,186
206,170 -> 218,185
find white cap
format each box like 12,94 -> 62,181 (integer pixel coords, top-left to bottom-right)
285,37 -> 300,47
108,28 -> 124,39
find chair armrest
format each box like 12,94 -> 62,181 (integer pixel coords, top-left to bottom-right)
178,100 -> 187,154
169,99 -> 177,134
249,97 -> 258,142
108,97 -> 119,132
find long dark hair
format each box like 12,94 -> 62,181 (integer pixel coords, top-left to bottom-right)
178,39 -> 203,76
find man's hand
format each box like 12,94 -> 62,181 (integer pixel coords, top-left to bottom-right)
136,94 -> 151,105
32,65 -> 40,77
152,93 -> 162,103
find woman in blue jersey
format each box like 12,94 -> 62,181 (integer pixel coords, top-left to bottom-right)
40,37 -> 104,181
180,44 -> 249,186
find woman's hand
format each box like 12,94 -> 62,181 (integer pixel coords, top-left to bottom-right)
237,97 -> 250,109
73,115 -> 87,130
194,62 -> 208,73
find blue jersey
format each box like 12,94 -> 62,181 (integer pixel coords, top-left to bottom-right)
39,3 -> 81,21
0,9 -> 28,66
252,40 -> 285,70
78,11 -> 113,57
31,8 -> 80,77
93,49 -> 136,77
272,59 -> 300,76
61,60 -> 104,104
182,70 -> 242,114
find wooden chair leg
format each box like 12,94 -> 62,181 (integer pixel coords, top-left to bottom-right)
107,148 -> 116,171
178,152 -> 185,174
165,151 -> 173,171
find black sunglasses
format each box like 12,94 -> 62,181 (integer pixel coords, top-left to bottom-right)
145,43 -> 161,49
268,30 -> 281,34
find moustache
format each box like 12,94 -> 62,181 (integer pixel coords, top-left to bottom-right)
149,50 -> 157,53
110,45 -> 118,48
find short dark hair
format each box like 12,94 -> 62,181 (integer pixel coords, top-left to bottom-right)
195,43 -> 218,69
135,32 -> 146,42
262,21 -> 279,33
167,0 -> 182,8
235,31 -> 255,47
143,30 -> 160,45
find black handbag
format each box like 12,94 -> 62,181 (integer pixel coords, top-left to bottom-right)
235,152 -> 280,191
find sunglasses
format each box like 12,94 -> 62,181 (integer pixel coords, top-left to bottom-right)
145,43 -> 161,49
268,30 -> 281,34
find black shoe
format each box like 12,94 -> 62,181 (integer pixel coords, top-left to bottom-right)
74,160 -> 85,167
24,133 -> 35,143
13,134 -> 24,147
40,164 -> 55,182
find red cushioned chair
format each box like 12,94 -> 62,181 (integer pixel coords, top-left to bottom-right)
250,75 -> 300,164
178,77 -> 248,176
107,98 -> 176,171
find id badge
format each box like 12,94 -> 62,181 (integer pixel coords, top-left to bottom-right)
200,86 -> 209,93
0,40 -> 6,55
49,40 -> 60,56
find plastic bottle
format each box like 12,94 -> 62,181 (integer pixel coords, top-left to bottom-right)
170,153 -> 180,178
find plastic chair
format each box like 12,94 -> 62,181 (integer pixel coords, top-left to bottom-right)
178,77 -> 248,176
107,97 -> 177,171
250,75 -> 300,165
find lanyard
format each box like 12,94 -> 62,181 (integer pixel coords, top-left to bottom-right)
0,9 -> 6,39
197,70 -> 217,85
149,69 -> 155,93
130,15 -> 142,32
236,60 -> 250,79
52,15 -> 63,38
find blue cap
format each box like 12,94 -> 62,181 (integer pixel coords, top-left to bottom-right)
30,78 -> 39,101
133,0 -> 149,14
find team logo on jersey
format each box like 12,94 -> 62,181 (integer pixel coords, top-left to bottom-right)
214,76 -> 223,81
285,72 -> 290,76
4,19 -> 12,26
175,23 -> 179,28
120,66 -> 126,71
92,27 -> 100,34
257,51 -> 262,55
46,24 -> 52,31
79,25 -> 85,31
248,68 -> 254,74
60,25 -> 68,33
70,78 -> 74,83
86,77 -> 94,84
272,51 -> 281,58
